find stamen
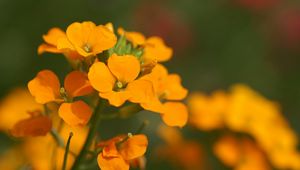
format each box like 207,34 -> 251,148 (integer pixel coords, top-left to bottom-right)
127,133 -> 133,138
83,44 -> 91,53
116,81 -> 123,88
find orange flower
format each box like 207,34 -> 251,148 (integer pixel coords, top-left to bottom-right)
58,21 -> 117,57
97,134 -> 148,170
38,28 -> 65,55
141,64 -> 188,127
88,54 -> 155,107
142,36 -> 173,63
38,27 -> 82,60
58,100 -> 92,126
28,70 -> 93,126
10,110 -> 52,137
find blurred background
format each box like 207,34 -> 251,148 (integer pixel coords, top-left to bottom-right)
0,0 -> 300,169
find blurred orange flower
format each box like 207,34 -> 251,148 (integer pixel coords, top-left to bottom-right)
0,88 -> 43,132
188,84 -> 300,169
22,125 -> 88,170
214,135 -> 271,170
11,110 -> 52,137
188,91 -> 228,130
156,125 -> 205,170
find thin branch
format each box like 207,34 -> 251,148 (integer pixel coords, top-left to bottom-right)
62,132 -> 73,170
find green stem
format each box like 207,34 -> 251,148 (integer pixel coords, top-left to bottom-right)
135,120 -> 149,134
71,99 -> 106,170
62,132 -> 73,170
50,129 -> 65,148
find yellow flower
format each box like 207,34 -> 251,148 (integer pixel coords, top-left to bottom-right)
88,54 -> 155,107
58,21 -> 117,57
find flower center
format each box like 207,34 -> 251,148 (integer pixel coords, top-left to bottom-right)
82,43 -> 92,53
116,81 -> 123,89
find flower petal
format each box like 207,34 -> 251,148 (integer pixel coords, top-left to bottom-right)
98,153 -> 129,170
102,142 -> 120,158
28,70 -> 61,104
143,36 -> 173,62
126,79 -> 156,104
161,102 -> 188,128
42,27 -> 66,46
66,21 -> 96,50
90,25 -> 117,55
38,43 -> 61,55
11,114 -> 52,137
108,54 -> 140,83
140,97 -> 164,113
43,27 -> 66,46
88,62 -> 116,93
58,101 -> 92,126
64,71 -> 94,98
164,74 -> 188,100
105,22 -> 114,32
57,37 -> 75,51
120,134 -> 148,160
213,136 -> 243,166
142,64 -> 168,95
100,91 -> 131,107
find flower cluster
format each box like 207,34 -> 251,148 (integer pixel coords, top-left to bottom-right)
188,84 -> 300,170
0,21 -> 188,170
37,21 -> 188,128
